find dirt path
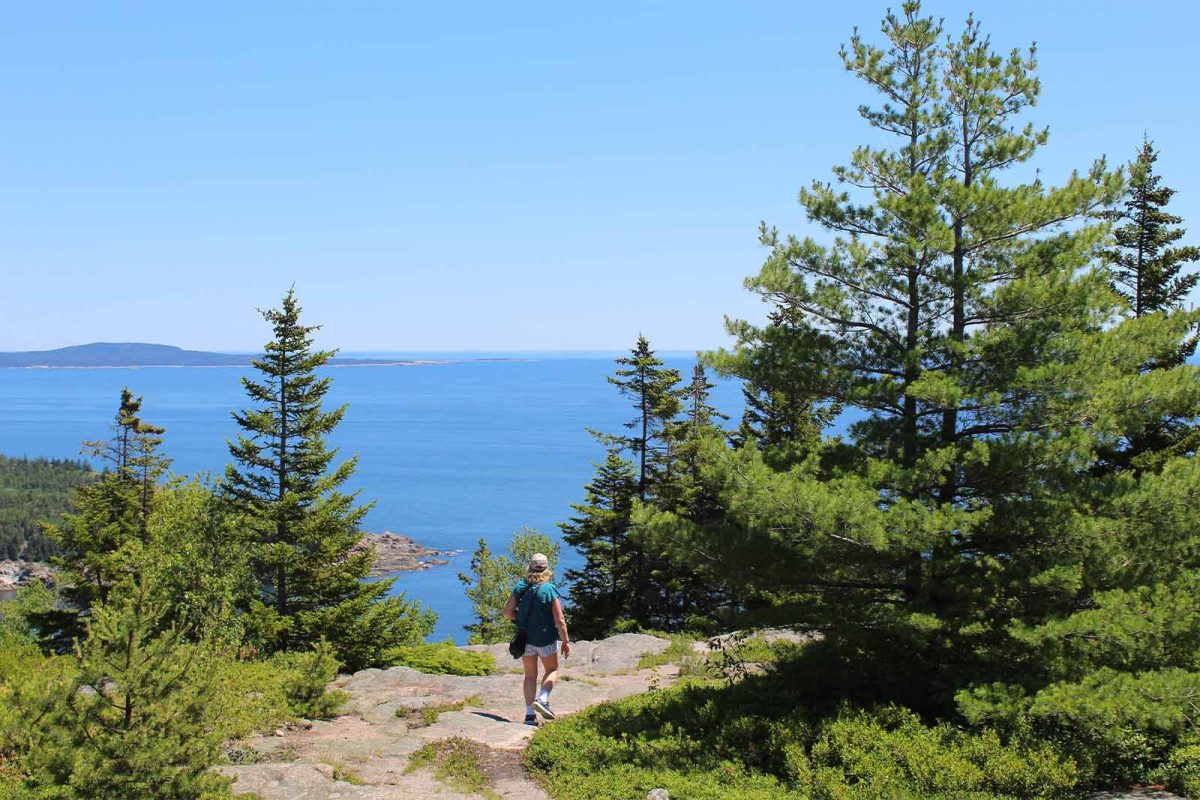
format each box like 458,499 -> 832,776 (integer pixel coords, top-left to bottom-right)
221,634 -> 675,800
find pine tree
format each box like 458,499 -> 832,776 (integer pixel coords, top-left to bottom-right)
223,289 -> 433,668
1103,138 -> 1200,321
560,450 -> 638,638
57,574 -> 230,799
705,3 -> 1200,723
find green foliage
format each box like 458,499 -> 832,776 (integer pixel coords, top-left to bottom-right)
1162,743 -> 1200,797
458,527 -> 559,645
0,455 -> 94,562
544,3 -> 1200,795
4,574 -> 233,799
560,449 -> 638,638
278,640 -> 347,720
406,737 -> 493,797
636,633 -> 698,670
206,656 -> 298,742
38,389 -> 173,647
526,681 -> 1079,800
385,640 -> 494,676
222,288 -> 435,669
0,581 -> 58,641
565,338 -> 733,636
148,477 -> 255,642
1102,137 -> 1200,320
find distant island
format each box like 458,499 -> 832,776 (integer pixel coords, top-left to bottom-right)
0,342 -> 476,368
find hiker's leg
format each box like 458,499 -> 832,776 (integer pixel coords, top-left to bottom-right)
539,652 -> 559,697
522,654 -> 539,707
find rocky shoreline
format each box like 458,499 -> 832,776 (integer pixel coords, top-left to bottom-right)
355,531 -> 454,576
0,532 -> 450,592
0,560 -> 54,591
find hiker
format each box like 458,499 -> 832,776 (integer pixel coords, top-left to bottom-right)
503,552 -> 571,725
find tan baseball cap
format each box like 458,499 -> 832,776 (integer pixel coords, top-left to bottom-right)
527,553 -> 549,572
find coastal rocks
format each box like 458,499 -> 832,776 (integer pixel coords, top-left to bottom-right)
223,633 -> 675,800
354,532 -> 452,575
0,533 -> 446,591
0,559 -> 53,590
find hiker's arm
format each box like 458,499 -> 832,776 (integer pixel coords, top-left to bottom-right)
502,593 -> 517,621
552,598 -> 571,657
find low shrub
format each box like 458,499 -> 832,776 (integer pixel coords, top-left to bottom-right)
276,641 -> 348,719
1162,742 -> 1200,797
385,640 -> 494,676
525,683 -> 1081,800
406,737 -> 492,796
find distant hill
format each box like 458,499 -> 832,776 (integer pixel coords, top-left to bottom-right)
0,342 -> 444,368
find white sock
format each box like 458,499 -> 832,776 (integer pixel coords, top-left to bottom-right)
537,688 -> 551,703
526,704 -> 534,716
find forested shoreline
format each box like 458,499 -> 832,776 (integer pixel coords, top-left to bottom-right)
0,456 -> 96,562
4,2 -> 1200,798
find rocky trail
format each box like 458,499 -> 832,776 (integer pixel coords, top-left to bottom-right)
219,631 -> 1184,800
221,634 -> 675,800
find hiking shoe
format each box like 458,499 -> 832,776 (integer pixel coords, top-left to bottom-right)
524,713 -> 537,726
532,698 -> 556,720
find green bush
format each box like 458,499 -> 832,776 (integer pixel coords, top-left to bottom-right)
277,641 -> 348,719
525,683 -> 1081,800
385,640 -> 494,676
1162,743 -> 1200,797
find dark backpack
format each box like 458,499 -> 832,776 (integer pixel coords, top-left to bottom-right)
507,583 -> 534,659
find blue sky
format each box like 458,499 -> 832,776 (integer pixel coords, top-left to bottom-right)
1,1 -> 1196,352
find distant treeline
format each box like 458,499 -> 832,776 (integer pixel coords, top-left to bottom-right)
0,455 -> 95,561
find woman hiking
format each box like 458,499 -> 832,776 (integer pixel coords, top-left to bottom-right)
502,552 -> 571,725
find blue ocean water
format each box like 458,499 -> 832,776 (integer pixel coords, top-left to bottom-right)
0,354 -> 744,642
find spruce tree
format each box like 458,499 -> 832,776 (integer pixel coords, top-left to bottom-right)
42,390 -> 170,646
1102,138 -> 1200,321
560,449 -> 638,638
604,335 -> 682,501
1096,140 -> 1200,472
223,288 -> 433,669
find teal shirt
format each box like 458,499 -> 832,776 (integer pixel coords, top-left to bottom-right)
512,579 -> 560,647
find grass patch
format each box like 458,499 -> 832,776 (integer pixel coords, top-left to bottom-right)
223,741 -> 298,765
395,694 -> 483,727
385,640 -> 494,676
406,737 -> 497,798
321,758 -> 364,785
636,634 -> 698,670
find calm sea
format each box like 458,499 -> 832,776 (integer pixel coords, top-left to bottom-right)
0,353 -> 745,642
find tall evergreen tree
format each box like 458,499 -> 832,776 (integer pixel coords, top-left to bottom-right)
704,4 -> 1200,725
603,335 -> 682,501
223,289 -> 432,669
1102,138 -> 1200,321
41,391 -> 170,645
1095,140 -> 1200,472
560,449 -> 638,638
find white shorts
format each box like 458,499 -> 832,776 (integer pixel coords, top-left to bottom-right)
523,641 -> 559,658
